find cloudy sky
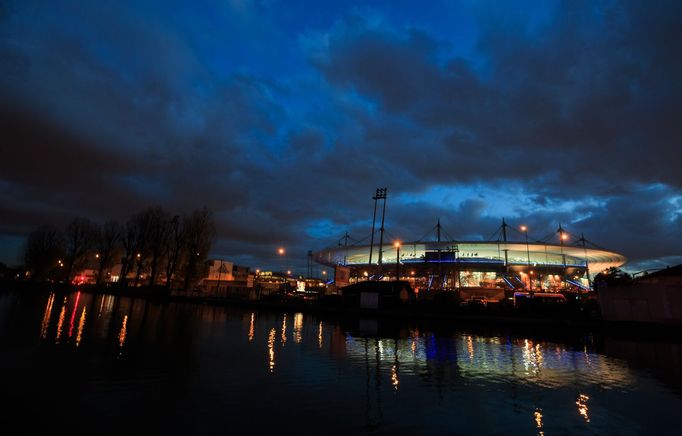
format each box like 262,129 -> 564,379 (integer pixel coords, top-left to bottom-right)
1,0 -> 680,273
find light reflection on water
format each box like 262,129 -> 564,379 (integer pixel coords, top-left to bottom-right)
248,313 -> 255,342
76,306 -> 86,347
0,289 -> 681,434
54,296 -> 66,344
268,327 -> 276,373
534,408 -> 545,436
40,292 -> 54,339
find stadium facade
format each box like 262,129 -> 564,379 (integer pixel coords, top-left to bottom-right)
313,234 -> 626,292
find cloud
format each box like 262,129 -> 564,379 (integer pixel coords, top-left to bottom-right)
0,1 -> 680,272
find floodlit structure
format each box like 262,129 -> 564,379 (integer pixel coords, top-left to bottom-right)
314,222 -> 626,292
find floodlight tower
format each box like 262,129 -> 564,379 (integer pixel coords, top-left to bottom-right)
368,188 -> 387,273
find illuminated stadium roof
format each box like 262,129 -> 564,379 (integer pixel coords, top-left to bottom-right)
314,241 -> 626,274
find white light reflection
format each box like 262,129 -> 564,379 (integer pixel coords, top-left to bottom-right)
467,335 -> 474,361
293,313 -> 303,343
281,314 -> 287,345
268,327 -> 276,373
98,295 -> 106,318
522,340 -> 545,376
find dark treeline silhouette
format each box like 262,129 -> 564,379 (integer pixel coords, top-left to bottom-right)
23,206 -> 215,291
594,266 -> 632,290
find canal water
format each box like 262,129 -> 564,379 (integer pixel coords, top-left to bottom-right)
1,289 -> 680,435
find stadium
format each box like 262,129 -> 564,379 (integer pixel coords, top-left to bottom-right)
313,220 -> 626,294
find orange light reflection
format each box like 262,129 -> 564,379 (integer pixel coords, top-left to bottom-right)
40,293 -> 55,339
76,306 -> 86,347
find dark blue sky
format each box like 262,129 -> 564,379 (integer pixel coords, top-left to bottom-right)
1,0 -> 680,273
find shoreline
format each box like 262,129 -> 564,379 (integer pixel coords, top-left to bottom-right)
2,280 -> 681,338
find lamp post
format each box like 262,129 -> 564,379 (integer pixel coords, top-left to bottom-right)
394,242 -> 401,282
521,225 -> 532,291
278,247 -> 286,276
579,233 -> 592,290
558,226 -> 568,290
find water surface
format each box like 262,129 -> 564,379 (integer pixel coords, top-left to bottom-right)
1,289 -> 680,434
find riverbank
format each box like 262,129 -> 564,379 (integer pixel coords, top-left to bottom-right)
2,280 -> 681,336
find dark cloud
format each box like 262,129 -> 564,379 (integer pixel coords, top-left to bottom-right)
312,2 -> 682,192
0,1 -> 680,272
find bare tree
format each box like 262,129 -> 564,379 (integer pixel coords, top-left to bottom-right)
164,215 -> 184,290
94,220 -> 122,285
130,208 -> 155,287
118,210 -> 153,287
146,206 -> 172,286
119,218 -> 141,288
64,217 -> 95,282
182,207 -> 215,291
24,225 -> 65,281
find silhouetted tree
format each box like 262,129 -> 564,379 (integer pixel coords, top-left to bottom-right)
94,220 -> 122,285
119,218 -> 139,287
182,207 -> 215,291
24,225 -> 65,281
164,215 -> 184,290
146,206 -> 172,286
118,210 -> 151,287
594,267 -> 632,290
124,208 -> 159,287
64,217 -> 95,282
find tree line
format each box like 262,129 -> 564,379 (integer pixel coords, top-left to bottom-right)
24,206 -> 215,290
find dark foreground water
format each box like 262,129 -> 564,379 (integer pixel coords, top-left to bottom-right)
1,289 -> 681,435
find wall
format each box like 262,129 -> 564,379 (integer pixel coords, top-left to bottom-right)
599,283 -> 682,324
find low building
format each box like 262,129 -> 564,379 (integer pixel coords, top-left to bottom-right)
599,265 -> 682,325
199,259 -> 252,292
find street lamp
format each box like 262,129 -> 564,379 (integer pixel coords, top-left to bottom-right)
278,247 -> 287,275
394,242 -> 401,282
558,226 -> 568,290
521,225 -> 532,291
